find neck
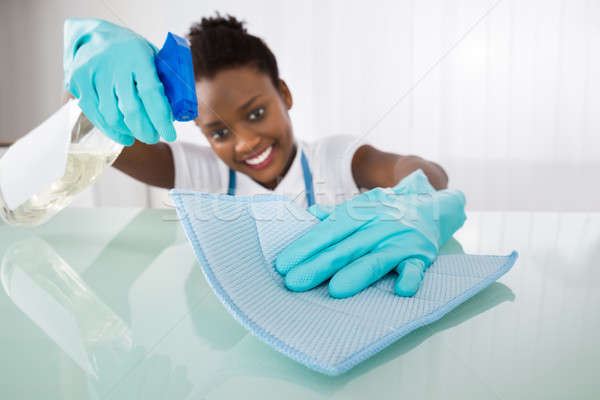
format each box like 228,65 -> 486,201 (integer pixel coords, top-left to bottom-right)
259,142 -> 297,190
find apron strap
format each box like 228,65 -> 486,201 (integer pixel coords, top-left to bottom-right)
227,168 -> 236,196
300,150 -> 315,207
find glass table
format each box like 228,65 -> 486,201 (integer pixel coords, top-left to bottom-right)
0,208 -> 598,399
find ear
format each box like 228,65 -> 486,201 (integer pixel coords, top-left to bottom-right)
278,79 -> 293,110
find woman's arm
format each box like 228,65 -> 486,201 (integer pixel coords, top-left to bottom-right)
351,144 -> 448,190
112,141 -> 175,189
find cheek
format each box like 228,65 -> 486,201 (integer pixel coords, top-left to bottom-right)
211,142 -> 235,163
266,108 -> 292,140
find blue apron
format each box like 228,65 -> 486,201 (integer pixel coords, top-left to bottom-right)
227,149 -> 315,208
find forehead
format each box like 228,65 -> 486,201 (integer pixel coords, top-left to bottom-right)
195,66 -> 275,118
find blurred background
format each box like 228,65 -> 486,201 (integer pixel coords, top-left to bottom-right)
1,0 -> 598,211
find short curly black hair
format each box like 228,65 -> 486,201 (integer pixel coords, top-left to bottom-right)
187,13 -> 280,90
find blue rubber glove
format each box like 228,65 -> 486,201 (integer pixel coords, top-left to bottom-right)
275,169 -> 467,298
63,18 -> 176,146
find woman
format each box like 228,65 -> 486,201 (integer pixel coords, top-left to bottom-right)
64,14 -> 455,297
103,15 -> 448,206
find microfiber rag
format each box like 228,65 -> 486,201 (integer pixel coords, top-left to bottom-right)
169,191 -> 518,376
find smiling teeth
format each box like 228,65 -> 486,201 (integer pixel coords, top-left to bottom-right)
244,145 -> 273,165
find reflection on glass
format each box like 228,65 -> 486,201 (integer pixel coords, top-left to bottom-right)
1,236 -> 192,399
1,236 -> 132,379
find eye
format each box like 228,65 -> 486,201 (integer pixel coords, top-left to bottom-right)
210,127 -> 230,141
248,107 -> 265,121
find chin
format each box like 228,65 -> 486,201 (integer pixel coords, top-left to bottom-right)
247,160 -> 282,184
238,139 -> 294,187
245,156 -> 286,187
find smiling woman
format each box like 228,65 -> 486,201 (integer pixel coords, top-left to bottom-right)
192,66 -> 296,190
112,13 -> 447,207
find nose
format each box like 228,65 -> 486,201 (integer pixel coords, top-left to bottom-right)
234,128 -> 261,156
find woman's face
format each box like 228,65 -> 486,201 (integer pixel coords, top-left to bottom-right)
194,66 -> 295,189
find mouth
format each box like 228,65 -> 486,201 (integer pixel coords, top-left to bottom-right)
242,144 -> 276,170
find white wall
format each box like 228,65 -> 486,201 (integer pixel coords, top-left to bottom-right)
1,0 -> 599,211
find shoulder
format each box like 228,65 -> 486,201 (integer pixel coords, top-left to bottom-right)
168,140 -> 218,159
307,134 -> 363,155
303,134 -> 369,197
167,140 -> 227,192
303,134 -> 366,163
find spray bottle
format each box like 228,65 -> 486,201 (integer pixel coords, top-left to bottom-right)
0,33 -> 197,226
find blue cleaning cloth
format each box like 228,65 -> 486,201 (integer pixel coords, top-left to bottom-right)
169,191 -> 518,375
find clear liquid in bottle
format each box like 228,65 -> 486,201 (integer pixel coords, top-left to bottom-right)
0,108 -> 123,227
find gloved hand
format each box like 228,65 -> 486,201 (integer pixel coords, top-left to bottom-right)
63,18 -> 176,146
274,169 -> 467,298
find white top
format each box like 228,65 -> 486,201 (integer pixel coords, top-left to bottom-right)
168,134 -> 368,208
